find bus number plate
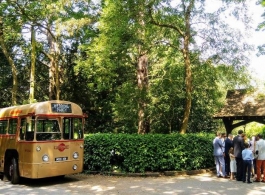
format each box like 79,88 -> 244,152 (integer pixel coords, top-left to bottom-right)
55,157 -> 68,161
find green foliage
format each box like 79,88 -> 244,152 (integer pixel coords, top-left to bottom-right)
83,133 -> 215,173
0,49 -> 12,107
231,122 -> 265,138
0,0 -> 256,135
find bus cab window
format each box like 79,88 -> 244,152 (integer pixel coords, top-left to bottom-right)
63,118 -> 83,140
25,118 -> 35,141
74,118 -> 83,139
36,119 -> 61,141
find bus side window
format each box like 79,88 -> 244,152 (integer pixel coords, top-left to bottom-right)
0,120 -> 8,134
19,118 -> 27,140
8,118 -> 17,134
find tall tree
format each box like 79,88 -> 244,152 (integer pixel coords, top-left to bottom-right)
78,0 -> 154,133
149,0 -> 194,134
0,0 -> 18,105
29,25 -> 36,103
2,0 -> 95,102
148,0 -> 252,133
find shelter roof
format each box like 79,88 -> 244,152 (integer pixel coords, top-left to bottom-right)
213,89 -> 265,119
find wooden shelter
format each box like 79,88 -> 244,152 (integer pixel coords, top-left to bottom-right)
213,89 -> 265,134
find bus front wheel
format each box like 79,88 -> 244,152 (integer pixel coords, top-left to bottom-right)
9,158 -> 20,184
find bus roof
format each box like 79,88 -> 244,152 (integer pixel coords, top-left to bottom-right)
0,100 -> 83,118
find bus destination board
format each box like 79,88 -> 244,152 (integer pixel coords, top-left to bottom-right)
51,103 -> 72,113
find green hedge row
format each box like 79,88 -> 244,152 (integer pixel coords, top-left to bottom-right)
84,133 -> 215,173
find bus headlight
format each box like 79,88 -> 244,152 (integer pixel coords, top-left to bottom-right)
42,154 -> 49,162
36,146 -> 41,152
73,152 -> 79,159
73,164 -> 77,170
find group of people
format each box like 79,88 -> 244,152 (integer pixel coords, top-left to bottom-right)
213,130 -> 265,184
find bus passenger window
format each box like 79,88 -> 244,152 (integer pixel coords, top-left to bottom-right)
8,119 -> 17,134
0,120 -> 8,134
19,119 -> 27,140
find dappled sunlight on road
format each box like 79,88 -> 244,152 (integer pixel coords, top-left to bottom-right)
1,174 -> 265,195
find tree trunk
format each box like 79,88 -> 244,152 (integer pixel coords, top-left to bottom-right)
29,25 -> 36,103
179,0 -> 194,134
47,24 -> 60,100
148,0 -> 194,134
55,60 -> 60,100
137,5 -> 150,134
137,54 -> 150,134
180,38 -> 192,134
48,58 -> 56,100
0,14 -> 18,105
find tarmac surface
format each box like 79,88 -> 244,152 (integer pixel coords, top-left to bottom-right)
1,173 -> 265,195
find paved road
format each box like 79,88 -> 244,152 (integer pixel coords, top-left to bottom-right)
0,173 -> 265,195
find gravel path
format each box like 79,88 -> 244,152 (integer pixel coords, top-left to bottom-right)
0,173 -> 265,195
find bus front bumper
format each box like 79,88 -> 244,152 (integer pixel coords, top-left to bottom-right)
20,160 -> 83,179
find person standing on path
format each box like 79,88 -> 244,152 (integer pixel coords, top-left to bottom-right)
213,132 -> 227,178
242,142 -> 253,184
233,129 -> 245,181
229,147 -> 236,180
225,134 -> 233,176
254,134 -> 265,182
249,135 -> 257,177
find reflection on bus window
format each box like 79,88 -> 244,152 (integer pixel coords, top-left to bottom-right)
63,118 -> 83,140
36,119 -> 61,141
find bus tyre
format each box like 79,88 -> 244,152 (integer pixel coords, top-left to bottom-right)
9,158 -> 20,184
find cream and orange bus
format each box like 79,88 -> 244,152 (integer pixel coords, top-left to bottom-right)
0,100 -> 86,184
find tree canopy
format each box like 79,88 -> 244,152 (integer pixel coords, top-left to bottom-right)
0,0 -> 260,134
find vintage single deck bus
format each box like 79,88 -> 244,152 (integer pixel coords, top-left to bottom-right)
0,100 -> 86,184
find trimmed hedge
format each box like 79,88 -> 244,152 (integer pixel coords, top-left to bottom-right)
84,133 -> 215,173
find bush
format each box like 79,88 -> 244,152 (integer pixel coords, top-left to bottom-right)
84,133 -> 215,173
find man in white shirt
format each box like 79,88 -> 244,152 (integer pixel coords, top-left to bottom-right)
254,134 -> 265,182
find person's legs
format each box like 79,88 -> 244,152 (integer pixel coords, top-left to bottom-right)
219,156 -> 226,177
256,160 -> 262,181
230,172 -> 234,180
253,159 -> 257,175
242,161 -> 247,182
239,158 -> 244,180
236,157 -> 243,181
251,160 -> 255,177
236,157 -> 240,180
225,154 -> 230,175
261,160 -> 265,182
215,156 -> 220,177
247,161 -> 252,183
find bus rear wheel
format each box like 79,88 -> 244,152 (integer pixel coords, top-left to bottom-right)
9,158 -> 20,184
